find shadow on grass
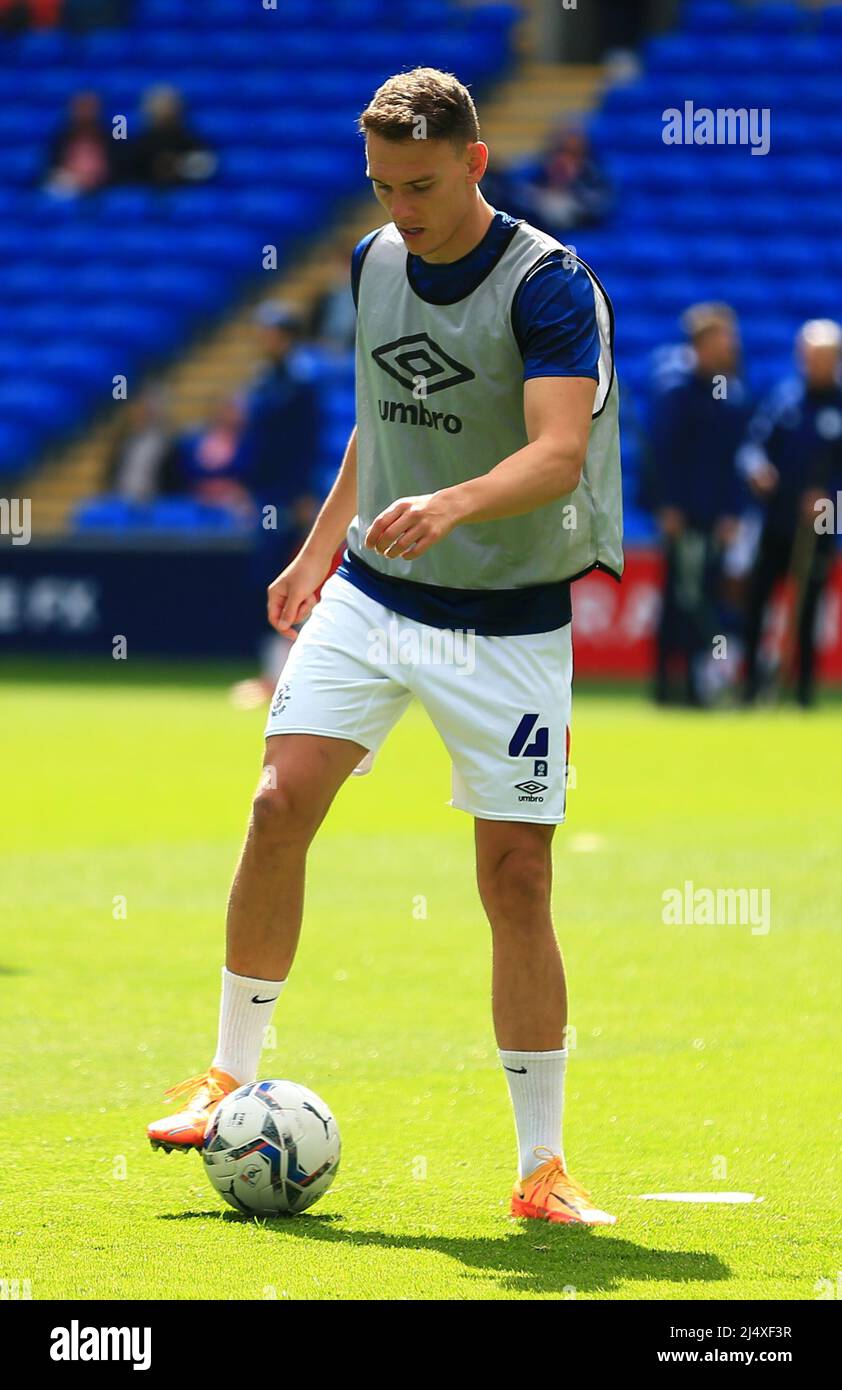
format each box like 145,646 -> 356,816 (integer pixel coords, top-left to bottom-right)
159,1208 -> 729,1297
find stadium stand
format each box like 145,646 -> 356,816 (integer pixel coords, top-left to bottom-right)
7,0 -> 841,552
0,0 -> 520,486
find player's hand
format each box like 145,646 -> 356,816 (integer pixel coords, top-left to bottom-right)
748,460 -> 778,497
364,492 -> 459,561
267,551 -> 328,637
800,487 -> 824,526
715,514 -> 740,547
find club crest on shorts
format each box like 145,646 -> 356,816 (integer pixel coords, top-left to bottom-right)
270,682 -> 291,716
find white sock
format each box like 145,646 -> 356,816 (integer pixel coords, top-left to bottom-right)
211,966 -> 286,1084
499,1047 -> 568,1179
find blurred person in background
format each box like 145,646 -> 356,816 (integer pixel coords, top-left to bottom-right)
307,240 -> 357,354
0,0 -> 62,34
43,90 -> 115,197
231,302 -> 323,707
103,385 -> 182,502
650,303 -> 751,706
508,118 -> 614,234
597,0 -> 655,84
123,84 -> 217,186
178,395 -> 253,522
739,319 -> 842,708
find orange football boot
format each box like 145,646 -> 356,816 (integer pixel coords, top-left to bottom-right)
147,1067 -> 240,1153
511,1147 -> 617,1226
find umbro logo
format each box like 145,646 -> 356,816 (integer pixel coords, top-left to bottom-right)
372,333 -> 475,395
514,780 -> 548,795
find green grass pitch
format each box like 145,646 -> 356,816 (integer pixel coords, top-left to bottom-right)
1,659 -> 839,1301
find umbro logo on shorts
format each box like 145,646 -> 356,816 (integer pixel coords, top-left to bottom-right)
372,333 -> 476,395
514,780 -> 548,795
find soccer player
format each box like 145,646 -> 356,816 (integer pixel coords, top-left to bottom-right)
650,303 -> 750,706
148,69 -> 623,1226
739,319 -> 842,707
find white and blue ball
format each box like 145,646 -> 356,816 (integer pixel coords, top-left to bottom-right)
202,1079 -> 340,1216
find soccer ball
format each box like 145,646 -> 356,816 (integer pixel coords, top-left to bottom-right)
202,1079 -> 340,1216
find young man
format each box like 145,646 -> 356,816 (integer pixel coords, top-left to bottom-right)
739,319 -> 842,707
148,69 -> 623,1226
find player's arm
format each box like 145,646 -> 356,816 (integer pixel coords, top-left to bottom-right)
364,376 -> 595,559
441,374 -> 596,522
737,392 -> 781,497
267,427 -> 357,634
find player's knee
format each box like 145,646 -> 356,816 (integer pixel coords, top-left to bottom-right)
477,845 -> 551,921
250,777 -> 320,845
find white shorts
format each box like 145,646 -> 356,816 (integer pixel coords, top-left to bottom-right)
264,571 -> 573,823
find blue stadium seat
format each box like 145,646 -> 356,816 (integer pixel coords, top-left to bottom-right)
151,499 -> 251,534
74,303 -> 187,352
0,146 -> 43,186
74,497 -> 146,532
37,343 -> 120,393
73,29 -> 134,64
0,379 -> 78,430
0,419 -> 45,474
680,0 -> 745,32
0,107 -> 60,141
0,261 -> 58,301
132,266 -> 222,315
7,28 -> 74,67
133,0 -> 196,22
92,188 -> 159,224
226,187 -> 324,235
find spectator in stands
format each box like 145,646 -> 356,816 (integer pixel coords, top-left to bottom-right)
739,319 -> 842,708
43,91 -> 115,198
231,301 -> 322,706
650,303 -> 751,706
244,302 -> 321,524
509,118 -> 614,233
104,386 -> 182,503
124,85 -> 216,187
179,396 -> 254,522
596,0 -> 653,84
0,0 -> 62,35
307,242 -> 357,354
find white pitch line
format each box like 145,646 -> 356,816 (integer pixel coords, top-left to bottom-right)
634,1192 -> 763,1204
